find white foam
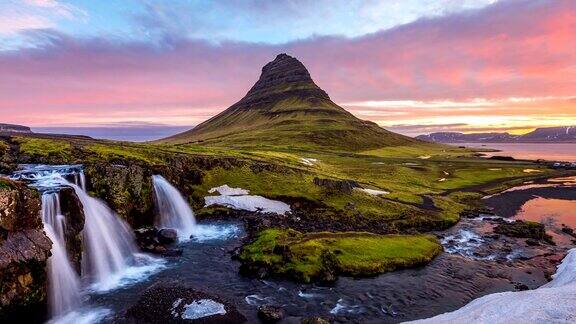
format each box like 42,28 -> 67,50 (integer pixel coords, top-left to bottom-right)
47,308 -> 111,324
191,224 -> 241,242
406,248 -> 576,323
87,253 -> 166,293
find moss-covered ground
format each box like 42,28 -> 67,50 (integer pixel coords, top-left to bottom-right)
2,133 -> 572,282
239,228 -> 442,282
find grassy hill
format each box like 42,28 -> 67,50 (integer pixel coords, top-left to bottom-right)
159,54 -> 420,151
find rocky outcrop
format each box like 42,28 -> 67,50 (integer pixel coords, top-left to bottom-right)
124,284 -> 246,323
494,220 -> 554,244
59,188 -> 85,272
0,124 -> 32,134
0,179 -> 51,319
313,177 -> 359,194
85,162 -> 154,227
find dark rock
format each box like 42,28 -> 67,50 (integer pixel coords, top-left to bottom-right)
158,228 -> 177,244
561,226 -> 576,238
59,187 -> 85,272
0,179 -> 51,319
302,316 -> 330,324
313,177 -> 359,194
0,180 -> 41,231
257,306 -> 285,323
124,284 -> 246,323
525,239 -> 540,246
494,220 -> 554,244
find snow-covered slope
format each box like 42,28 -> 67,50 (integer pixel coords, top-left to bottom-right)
406,248 -> 576,323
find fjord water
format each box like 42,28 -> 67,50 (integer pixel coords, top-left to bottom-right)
462,142 -> 576,161
152,175 -> 197,240
41,193 -> 82,319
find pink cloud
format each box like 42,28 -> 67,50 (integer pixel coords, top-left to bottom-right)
0,0 -> 575,127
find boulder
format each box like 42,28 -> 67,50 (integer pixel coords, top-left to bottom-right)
0,179 -> 41,232
158,228 -> 178,244
494,220 -> 554,244
257,306 -> 285,323
124,284 -> 246,323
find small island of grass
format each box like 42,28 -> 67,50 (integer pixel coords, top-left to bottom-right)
239,229 -> 443,283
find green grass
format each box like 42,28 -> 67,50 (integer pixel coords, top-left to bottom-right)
15,137 -> 71,160
85,143 -> 164,164
239,229 -> 443,282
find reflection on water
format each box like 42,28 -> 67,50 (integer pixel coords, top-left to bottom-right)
462,143 -> 576,161
516,198 -> 576,228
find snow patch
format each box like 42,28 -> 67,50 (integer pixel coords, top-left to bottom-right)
205,195 -> 290,215
356,188 -> 390,196
418,155 -> 432,160
208,185 -> 249,196
300,158 -> 318,166
181,299 -> 226,320
205,185 -> 291,215
406,248 -> 576,323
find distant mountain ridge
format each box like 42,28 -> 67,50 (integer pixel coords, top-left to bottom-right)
159,54 -> 419,150
417,126 -> 576,143
0,123 -> 32,133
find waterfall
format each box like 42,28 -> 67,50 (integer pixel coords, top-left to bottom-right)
152,175 -> 197,240
41,193 -> 82,319
66,182 -> 139,288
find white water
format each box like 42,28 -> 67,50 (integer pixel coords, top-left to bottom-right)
41,193 -> 82,319
67,182 -> 141,288
152,175 -> 197,240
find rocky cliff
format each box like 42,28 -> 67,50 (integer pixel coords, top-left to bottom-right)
0,178 -> 51,319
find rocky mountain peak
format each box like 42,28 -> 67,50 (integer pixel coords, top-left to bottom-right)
241,53 -> 329,103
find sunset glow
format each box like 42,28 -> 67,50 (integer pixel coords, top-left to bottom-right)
1,0 -> 574,135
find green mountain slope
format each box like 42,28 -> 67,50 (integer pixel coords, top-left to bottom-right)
159,54 -> 420,151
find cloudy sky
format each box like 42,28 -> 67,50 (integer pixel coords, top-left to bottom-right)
1,0 -> 575,136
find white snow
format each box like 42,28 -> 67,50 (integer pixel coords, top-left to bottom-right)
405,248 -> 576,324
205,185 -> 291,215
356,188 -> 390,196
176,299 -> 226,320
204,195 -> 291,214
208,185 -> 249,196
300,158 -> 318,166
418,155 -> 432,160
438,178 -> 447,182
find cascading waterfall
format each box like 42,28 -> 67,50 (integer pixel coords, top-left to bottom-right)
41,193 -> 82,319
152,175 -> 197,240
66,181 -> 140,288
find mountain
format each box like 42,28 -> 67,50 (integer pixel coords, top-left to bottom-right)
416,132 -> 516,143
0,123 -> 32,134
417,126 -> 576,143
160,54 -> 418,150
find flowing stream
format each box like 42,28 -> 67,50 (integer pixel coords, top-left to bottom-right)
152,175 -> 197,240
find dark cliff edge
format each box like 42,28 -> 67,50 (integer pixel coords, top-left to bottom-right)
0,178 -> 51,322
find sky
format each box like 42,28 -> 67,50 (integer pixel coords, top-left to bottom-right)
1,0 -> 575,137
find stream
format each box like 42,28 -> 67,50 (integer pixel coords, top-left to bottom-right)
9,166 -> 576,323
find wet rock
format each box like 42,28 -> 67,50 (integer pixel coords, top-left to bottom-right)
257,305 -> 284,323
561,226 -> 576,238
494,220 -> 554,244
313,178 -> 359,194
59,187 -> 85,272
301,316 -> 330,324
0,179 -> 51,319
125,284 -> 246,323
135,227 -> 182,257
158,228 -> 177,244
0,179 -> 41,231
